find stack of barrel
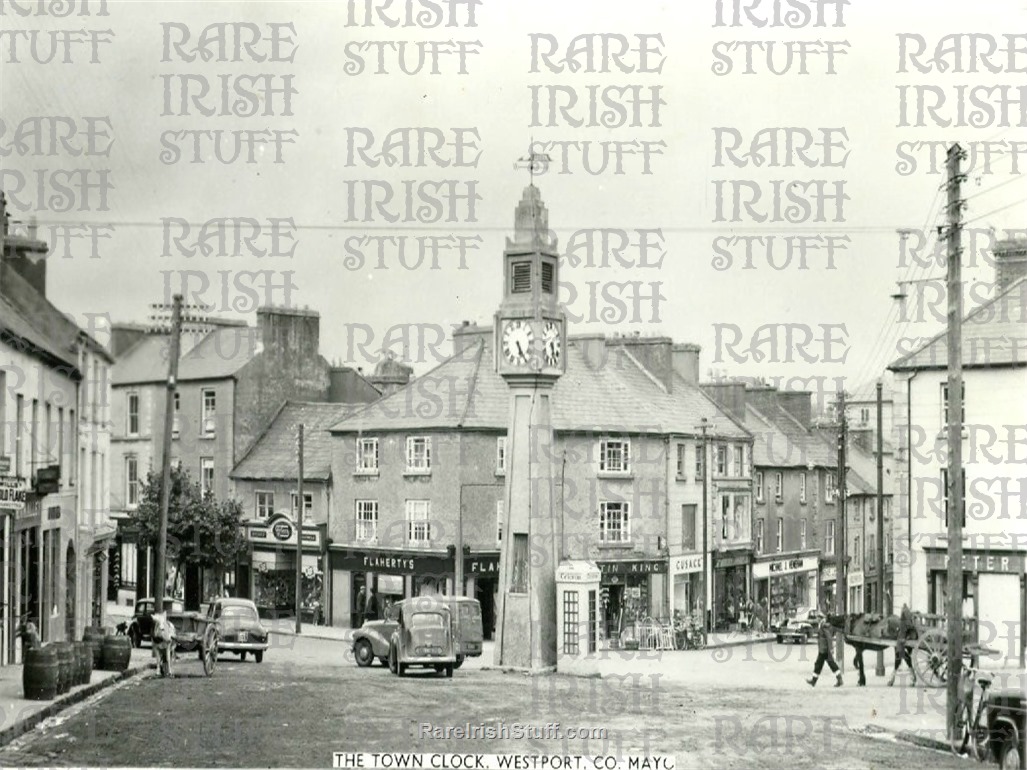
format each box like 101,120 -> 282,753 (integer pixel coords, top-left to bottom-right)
22,625 -> 129,701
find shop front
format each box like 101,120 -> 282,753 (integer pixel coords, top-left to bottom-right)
670,553 -> 704,619
0,472 -> 28,665
713,549 -> 750,631
924,548 -> 1026,661
597,559 -> 666,639
329,546 -> 452,628
244,513 -> 324,623
753,552 -> 819,629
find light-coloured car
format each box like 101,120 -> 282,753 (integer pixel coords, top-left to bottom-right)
206,598 -> 269,663
776,608 -> 822,644
387,597 -> 457,678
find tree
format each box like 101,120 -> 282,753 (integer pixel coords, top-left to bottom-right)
129,465 -> 247,597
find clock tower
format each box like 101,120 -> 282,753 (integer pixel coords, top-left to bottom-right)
493,181 -> 566,670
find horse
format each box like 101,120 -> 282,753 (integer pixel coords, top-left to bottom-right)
151,612 -> 177,678
826,613 -> 918,687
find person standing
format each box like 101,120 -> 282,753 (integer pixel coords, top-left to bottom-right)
807,615 -> 843,687
888,603 -> 917,686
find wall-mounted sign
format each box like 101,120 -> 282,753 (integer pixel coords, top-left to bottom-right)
925,550 -> 1025,575
272,521 -> 293,541
331,548 -> 449,576
35,466 -> 60,496
0,476 -> 27,511
753,555 -> 819,580
671,555 -> 703,575
822,566 -> 837,582
246,513 -> 321,550
47,506 -> 61,521
598,560 -> 667,575
0,456 -> 11,475
465,553 -> 499,575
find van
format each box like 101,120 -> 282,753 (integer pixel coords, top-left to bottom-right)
447,596 -> 484,667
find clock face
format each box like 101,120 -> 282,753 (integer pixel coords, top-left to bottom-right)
542,321 -> 561,367
502,320 -> 534,366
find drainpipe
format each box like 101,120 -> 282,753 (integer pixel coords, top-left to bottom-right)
664,435 -> 671,621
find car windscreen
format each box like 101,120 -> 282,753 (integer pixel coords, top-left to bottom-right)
221,606 -> 258,622
409,612 -> 445,629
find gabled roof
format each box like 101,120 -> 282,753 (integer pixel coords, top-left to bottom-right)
0,294 -> 78,372
0,262 -> 112,365
330,335 -> 749,439
231,401 -> 363,481
845,440 -> 896,496
113,325 -> 261,386
745,403 -> 836,469
889,277 -> 1027,371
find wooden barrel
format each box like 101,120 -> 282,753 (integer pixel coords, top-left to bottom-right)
82,627 -> 106,668
22,646 -> 59,701
100,635 -> 131,672
74,641 -> 93,685
52,642 -> 75,694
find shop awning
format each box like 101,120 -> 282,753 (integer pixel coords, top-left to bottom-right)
81,522 -> 118,554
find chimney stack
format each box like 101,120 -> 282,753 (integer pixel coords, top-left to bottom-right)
994,235 -> 1027,293
574,334 -> 608,370
257,305 -> 320,361
671,343 -> 701,385
452,321 -> 491,356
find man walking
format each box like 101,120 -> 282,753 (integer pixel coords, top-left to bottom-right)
807,615 -> 843,687
888,603 -> 917,686
362,585 -> 379,624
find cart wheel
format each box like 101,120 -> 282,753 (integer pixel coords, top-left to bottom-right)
913,630 -> 948,688
203,631 -> 219,677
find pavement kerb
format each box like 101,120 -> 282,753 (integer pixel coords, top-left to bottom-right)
892,729 -> 951,754
0,661 -> 156,750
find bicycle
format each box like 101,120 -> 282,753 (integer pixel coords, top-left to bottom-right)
950,650 -> 1000,761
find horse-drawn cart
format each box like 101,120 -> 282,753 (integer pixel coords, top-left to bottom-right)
833,612 -> 994,688
152,611 -> 219,678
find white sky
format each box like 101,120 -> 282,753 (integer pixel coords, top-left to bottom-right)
2,0 -> 1025,411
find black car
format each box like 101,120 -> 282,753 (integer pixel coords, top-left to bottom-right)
127,597 -> 185,647
987,688 -> 1026,769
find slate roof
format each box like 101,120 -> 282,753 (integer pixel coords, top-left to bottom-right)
745,404 -> 836,469
232,402 -> 363,481
0,294 -> 77,370
0,262 -> 112,366
113,325 -> 261,386
889,277 -> 1027,371
845,440 -> 896,496
330,334 -> 749,439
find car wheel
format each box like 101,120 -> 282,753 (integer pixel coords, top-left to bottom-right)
378,657 -> 388,667
255,652 -> 263,664
398,663 -> 407,677
388,647 -> 397,674
445,664 -> 453,678
999,734 -> 1024,770
239,652 -> 247,661
454,656 -> 464,670
434,664 -> 445,673
130,629 -> 142,649
776,635 -> 783,644
355,641 -> 374,668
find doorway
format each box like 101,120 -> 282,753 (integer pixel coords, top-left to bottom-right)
66,543 -> 76,640
475,577 -> 497,640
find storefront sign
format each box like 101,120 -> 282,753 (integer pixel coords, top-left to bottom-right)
46,506 -> 61,521
0,457 -> 11,474
753,555 -> 819,580
714,552 -> 750,569
466,554 -> 499,575
246,513 -> 321,550
925,550 -> 1025,575
598,560 -> 667,575
0,476 -> 27,511
821,566 -> 837,582
671,555 -> 703,575
556,562 -> 601,583
331,548 -> 449,576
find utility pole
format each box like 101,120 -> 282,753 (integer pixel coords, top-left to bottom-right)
875,379 -> 887,677
153,295 -> 183,615
835,391 -> 847,666
876,380 -> 885,613
295,423 -> 304,634
944,142 -> 966,743
696,418 -> 714,634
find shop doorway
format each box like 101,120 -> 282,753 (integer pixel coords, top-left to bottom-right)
20,528 -> 39,628
351,573 -> 368,628
602,583 -> 624,638
475,577 -> 497,640
65,543 -> 76,640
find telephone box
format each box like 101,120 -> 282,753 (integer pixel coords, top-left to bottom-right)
555,560 -> 601,675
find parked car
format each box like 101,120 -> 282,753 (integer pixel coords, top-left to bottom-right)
206,598 -> 269,663
353,597 -> 483,669
353,603 -> 401,667
387,597 -> 457,677
987,687 -> 1026,769
775,608 -> 822,645
128,597 -> 184,648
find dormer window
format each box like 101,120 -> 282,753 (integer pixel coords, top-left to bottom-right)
541,261 -> 554,294
511,262 -> 531,293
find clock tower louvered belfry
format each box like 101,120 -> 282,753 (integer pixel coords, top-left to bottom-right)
493,181 -> 566,670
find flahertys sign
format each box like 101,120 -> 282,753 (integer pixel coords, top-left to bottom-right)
0,476 -> 27,511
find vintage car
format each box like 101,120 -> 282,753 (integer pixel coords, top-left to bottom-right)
387,597 -> 458,678
353,597 -> 483,669
206,598 -> 269,662
987,687 -> 1026,770
775,608 -> 822,645
128,597 -> 185,648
